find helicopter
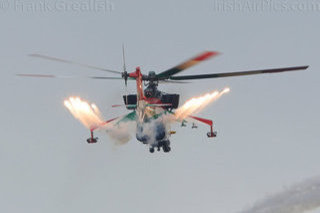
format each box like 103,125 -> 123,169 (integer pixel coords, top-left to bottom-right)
18,49 -> 308,153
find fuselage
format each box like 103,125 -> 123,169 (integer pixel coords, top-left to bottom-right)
127,67 -> 176,152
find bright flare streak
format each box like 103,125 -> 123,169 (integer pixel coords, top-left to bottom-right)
175,87 -> 230,120
222,87 -> 230,94
64,97 -> 103,129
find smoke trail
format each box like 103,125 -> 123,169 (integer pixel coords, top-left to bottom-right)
105,121 -> 136,145
239,176 -> 320,213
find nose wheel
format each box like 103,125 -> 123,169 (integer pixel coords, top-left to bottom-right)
149,140 -> 171,153
163,145 -> 171,153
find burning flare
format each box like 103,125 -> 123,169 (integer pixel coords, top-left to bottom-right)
175,87 -> 230,120
64,97 -> 103,129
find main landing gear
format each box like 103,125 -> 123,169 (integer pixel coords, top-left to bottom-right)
87,131 -> 98,144
207,131 -> 217,138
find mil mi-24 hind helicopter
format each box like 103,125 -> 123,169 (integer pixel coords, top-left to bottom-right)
18,49 -> 308,153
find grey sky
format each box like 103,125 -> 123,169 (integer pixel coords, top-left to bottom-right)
0,0 -> 319,212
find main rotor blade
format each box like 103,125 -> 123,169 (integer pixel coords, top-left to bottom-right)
29,54 -> 122,75
159,80 -> 190,84
90,76 -> 134,80
169,66 -> 309,80
156,51 -> 219,79
17,74 -> 123,79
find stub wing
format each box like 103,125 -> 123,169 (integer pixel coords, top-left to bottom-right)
87,112 -> 137,143
188,115 -> 217,138
175,114 -> 217,138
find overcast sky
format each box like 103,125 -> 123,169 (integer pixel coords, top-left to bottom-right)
0,0 -> 319,212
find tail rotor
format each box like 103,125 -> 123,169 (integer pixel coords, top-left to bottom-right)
122,44 -> 129,87
122,44 -> 129,105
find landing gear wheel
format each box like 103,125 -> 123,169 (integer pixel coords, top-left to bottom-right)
163,145 -> 171,153
149,147 -> 155,153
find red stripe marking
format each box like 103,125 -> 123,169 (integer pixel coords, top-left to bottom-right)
90,117 -> 118,131
146,98 -> 162,104
189,115 -> 213,126
193,51 -> 219,61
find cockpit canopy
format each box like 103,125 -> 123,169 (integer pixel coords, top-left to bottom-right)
144,85 -> 157,98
